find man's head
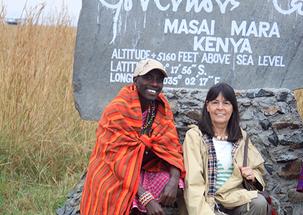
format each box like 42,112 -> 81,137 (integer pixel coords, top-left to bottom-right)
133,59 -> 167,102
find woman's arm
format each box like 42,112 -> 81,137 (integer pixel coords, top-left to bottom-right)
183,129 -> 215,215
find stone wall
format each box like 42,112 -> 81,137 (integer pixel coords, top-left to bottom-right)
57,88 -> 303,215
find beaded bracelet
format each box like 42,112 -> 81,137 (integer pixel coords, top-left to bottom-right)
138,191 -> 149,202
139,191 -> 152,203
139,191 -> 154,207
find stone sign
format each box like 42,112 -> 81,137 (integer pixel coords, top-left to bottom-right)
73,0 -> 303,120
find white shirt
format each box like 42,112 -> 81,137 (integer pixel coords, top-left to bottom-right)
213,138 -> 233,190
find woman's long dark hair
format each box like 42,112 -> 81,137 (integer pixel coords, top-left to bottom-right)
198,82 -> 242,142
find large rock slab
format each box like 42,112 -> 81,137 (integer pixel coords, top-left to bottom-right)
73,0 -> 303,120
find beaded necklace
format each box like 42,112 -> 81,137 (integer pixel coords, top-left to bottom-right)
141,102 -> 156,134
214,135 -> 228,141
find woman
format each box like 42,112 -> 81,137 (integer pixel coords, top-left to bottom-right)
80,59 -> 185,215
183,82 -> 268,215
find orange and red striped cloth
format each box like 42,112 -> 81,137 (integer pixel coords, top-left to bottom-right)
80,84 -> 185,215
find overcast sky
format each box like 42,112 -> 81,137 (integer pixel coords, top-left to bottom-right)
2,0 -> 82,25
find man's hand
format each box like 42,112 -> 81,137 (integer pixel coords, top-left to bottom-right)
159,165 -> 180,207
159,177 -> 178,206
145,200 -> 165,215
137,184 -> 165,215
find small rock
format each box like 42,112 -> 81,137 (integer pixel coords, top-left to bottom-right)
268,132 -> 279,146
288,189 -> 303,203
278,159 -> 302,179
256,89 -> 274,97
260,119 -> 271,130
263,106 -> 280,116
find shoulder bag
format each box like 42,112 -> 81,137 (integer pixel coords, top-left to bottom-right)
242,135 -> 278,215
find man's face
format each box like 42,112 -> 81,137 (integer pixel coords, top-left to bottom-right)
134,69 -> 165,101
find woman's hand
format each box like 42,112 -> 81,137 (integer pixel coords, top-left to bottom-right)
145,199 -> 165,215
240,166 -> 255,182
159,177 -> 178,206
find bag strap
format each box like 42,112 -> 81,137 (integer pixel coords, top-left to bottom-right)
243,135 -> 249,167
243,135 -> 265,192
242,135 -> 275,215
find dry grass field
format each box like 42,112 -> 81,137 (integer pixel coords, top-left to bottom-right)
0,6 -> 96,215
0,5 -> 302,215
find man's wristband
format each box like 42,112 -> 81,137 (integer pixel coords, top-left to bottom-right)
138,191 -> 154,207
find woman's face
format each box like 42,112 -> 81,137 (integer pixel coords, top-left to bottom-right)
134,69 -> 165,102
206,93 -> 233,128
